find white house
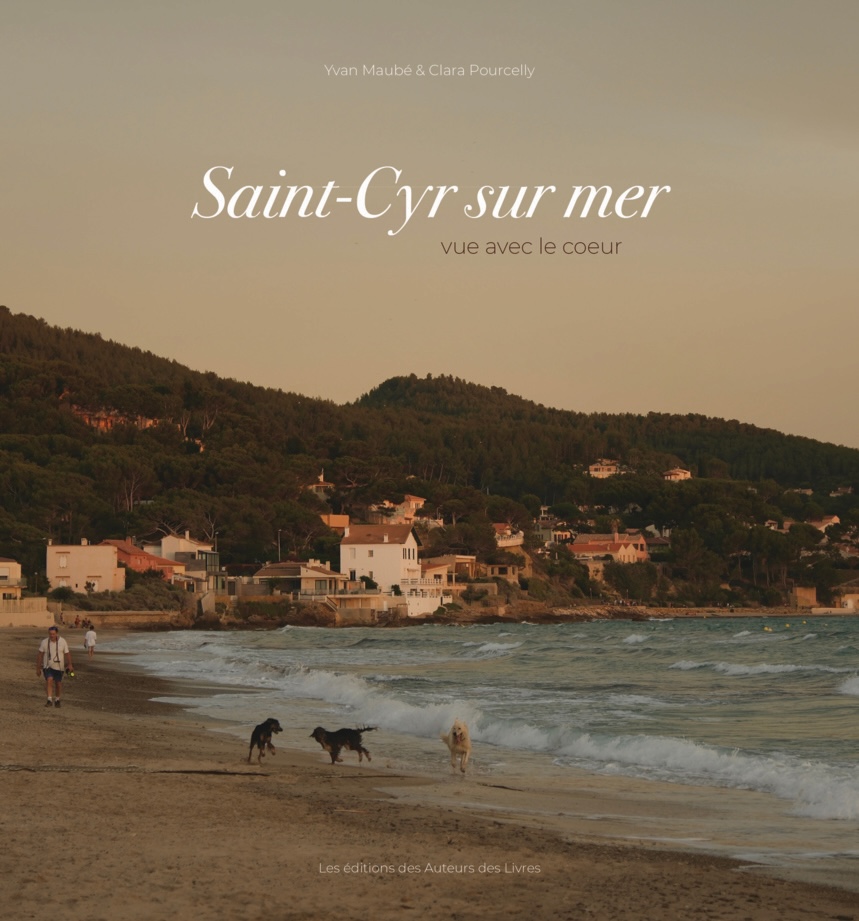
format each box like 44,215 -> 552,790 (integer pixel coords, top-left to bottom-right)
588,459 -> 620,478
339,524 -> 447,616
493,523 -> 525,547
141,530 -> 214,561
340,524 -> 421,591
141,531 -> 223,593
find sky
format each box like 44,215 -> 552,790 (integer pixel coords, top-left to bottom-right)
3,1 -> 857,447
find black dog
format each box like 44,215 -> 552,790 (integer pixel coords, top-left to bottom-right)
310,726 -> 375,764
247,718 -> 283,764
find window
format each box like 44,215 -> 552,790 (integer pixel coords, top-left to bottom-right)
59,555 -> 68,569
349,547 -> 356,559
367,549 -> 374,558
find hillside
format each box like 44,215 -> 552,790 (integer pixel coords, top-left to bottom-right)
358,375 -> 859,487
1,306 -> 858,605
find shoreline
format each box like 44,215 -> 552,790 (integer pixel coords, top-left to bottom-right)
33,603 -> 855,635
3,627 -> 858,920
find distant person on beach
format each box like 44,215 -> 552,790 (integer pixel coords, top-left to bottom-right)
85,626 -> 97,658
36,625 -> 73,708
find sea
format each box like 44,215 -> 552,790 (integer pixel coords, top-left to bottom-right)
109,615 -> 859,889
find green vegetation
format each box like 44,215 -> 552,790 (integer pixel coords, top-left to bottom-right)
47,569 -> 187,612
2,306 -> 858,608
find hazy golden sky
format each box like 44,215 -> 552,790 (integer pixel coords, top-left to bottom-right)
4,1 -> 857,445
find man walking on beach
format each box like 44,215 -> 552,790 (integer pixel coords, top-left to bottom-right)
84,625 -> 97,658
37,625 -> 73,708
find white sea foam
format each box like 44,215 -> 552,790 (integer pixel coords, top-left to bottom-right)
271,666 -> 486,740
669,660 -> 851,677
714,662 -> 849,676
476,717 -> 555,752
460,641 -> 523,658
108,620 -> 859,824
554,733 -> 859,820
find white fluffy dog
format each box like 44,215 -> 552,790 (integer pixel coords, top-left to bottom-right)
440,719 -> 471,773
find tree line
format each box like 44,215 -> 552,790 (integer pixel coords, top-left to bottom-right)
1,307 -> 857,605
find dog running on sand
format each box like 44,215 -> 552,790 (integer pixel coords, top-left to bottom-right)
247,717 -> 283,764
440,719 -> 471,773
310,726 -> 375,764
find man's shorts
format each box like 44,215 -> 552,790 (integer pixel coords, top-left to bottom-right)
42,668 -> 64,681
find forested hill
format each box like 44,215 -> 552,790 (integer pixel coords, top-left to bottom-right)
358,375 -> 859,487
2,306 -> 859,578
4,305 -> 857,490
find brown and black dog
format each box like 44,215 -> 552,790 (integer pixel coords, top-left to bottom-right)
310,726 -> 375,764
247,717 -> 283,764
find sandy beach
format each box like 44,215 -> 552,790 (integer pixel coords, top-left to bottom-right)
3,627 -> 857,921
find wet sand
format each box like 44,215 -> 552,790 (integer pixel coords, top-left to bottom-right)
3,627 -> 857,921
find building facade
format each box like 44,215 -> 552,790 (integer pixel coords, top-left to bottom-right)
46,539 -> 125,593
340,524 -> 421,592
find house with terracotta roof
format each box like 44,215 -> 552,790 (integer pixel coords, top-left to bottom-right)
572,531 -> 648,555
570,531 -> 650,581
99,539 -> 181,582
320,513 -> 350,534
810,515 -> 840,532
368,494 -> 428,525
663,467 -> 692,482
644,534 -> 671,555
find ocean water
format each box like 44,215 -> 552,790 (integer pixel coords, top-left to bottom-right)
109,616 -> 859,885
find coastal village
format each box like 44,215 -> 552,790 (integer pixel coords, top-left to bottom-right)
3,458 -> 856,630
2,312 -> 859,631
